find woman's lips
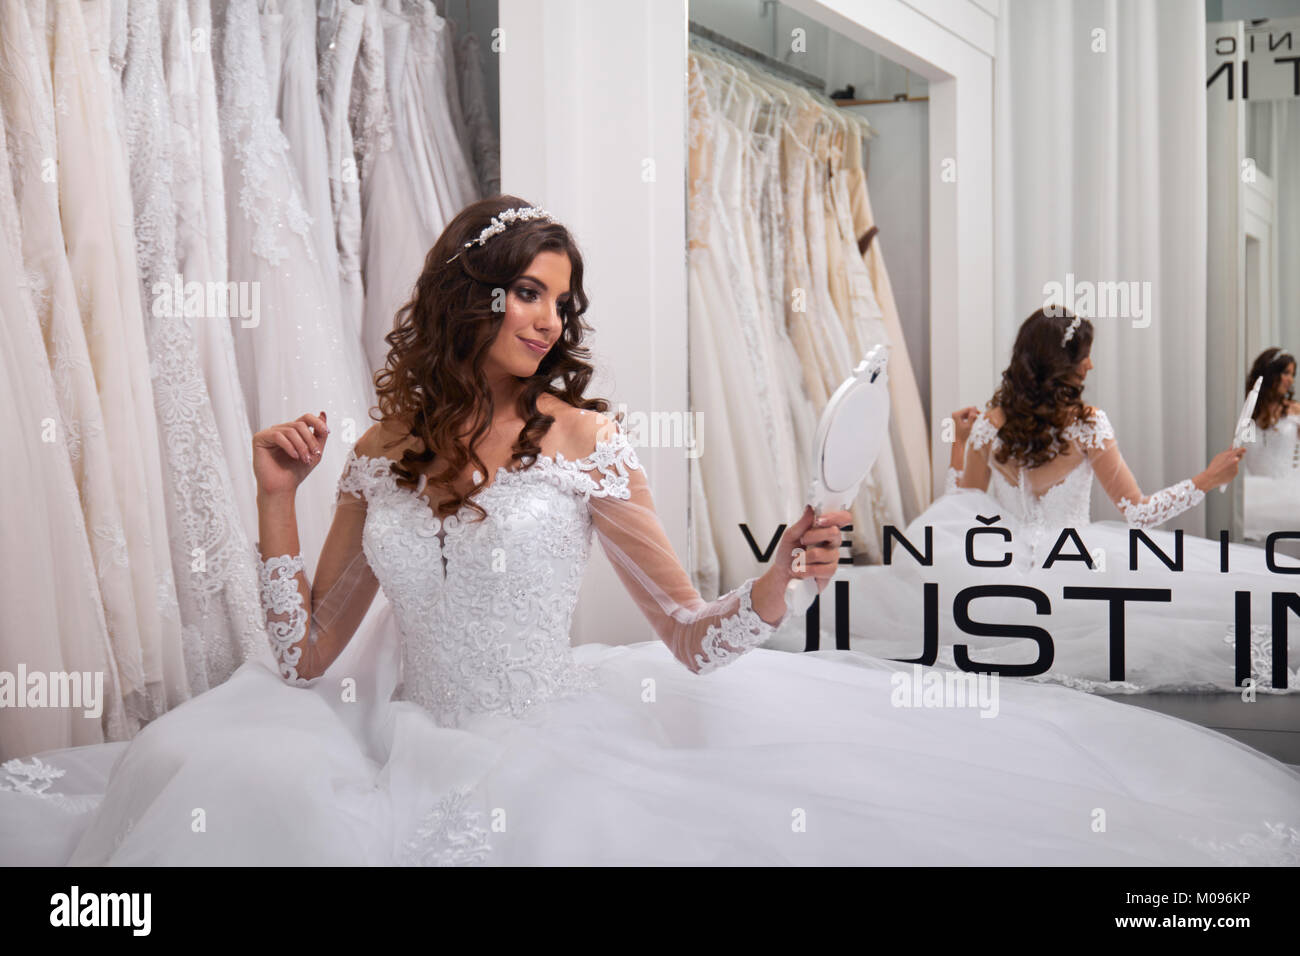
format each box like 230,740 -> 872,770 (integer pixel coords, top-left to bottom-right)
520,337 -> 548,356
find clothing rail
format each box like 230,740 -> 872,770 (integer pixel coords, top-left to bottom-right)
687,21 -> 826,93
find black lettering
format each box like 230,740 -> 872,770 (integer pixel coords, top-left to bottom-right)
952,585 -> 1053,677
1062,587 -> 1172,681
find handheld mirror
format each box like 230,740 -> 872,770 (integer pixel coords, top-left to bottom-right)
1222,376 -> 1263,493
786,344 -> 892,615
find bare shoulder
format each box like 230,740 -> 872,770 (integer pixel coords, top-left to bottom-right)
354,416 -> 417,460
540,395 -> 620,457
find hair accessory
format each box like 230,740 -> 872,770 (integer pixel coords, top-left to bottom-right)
1061,315 -> 1083,347
446,206 -> 555,263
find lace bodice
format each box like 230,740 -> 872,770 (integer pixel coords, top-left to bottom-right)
257,416 -> 788,728
950,408 -> 1206,565
338,445 -> 608,727
1244,413 -> 1300,478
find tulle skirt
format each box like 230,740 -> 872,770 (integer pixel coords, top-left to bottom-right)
3,602 -> 1299,866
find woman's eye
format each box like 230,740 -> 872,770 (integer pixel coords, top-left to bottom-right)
515,287 -> 538,302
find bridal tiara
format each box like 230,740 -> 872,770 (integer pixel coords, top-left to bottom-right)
1061,314 -> 1083,347
446,206 -> 555,262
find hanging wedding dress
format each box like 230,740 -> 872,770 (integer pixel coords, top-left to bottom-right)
168,0 -> 259,546
212,0 -> 375,581
795,407 -> 1300,694
120,0 -> 272,693
271,0 -> 339,294
728,72 -> 803,521
158,0 -> 259,545
396,0 -> 479,231
687,55 -> 790,596
2,412 -> 1299,865
1,0 -> 149,732
453,22 -> 500,197
0,103 -> 131,760
685,55 -> 722,600
318,0 -> 366,342
845,130 -> 933,521
50,0 -> 188,717
750,80 -> 819,498
359,0 -> 436,377
823,120 -> 904,561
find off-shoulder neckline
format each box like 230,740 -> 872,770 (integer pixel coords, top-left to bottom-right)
341,424 -> 637,513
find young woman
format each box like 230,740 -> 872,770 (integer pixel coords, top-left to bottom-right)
1241,347 -> 1300,547
1243,347 -> 1299,479
815,308 -> 1297,696
2,202 -> 1297,865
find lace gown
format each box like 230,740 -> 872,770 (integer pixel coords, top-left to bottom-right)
357,0 -> 433,379
687,56 -> 796,597
1,0 -> 145,735
212,0 -> 374,582
120,0 -> 269,695
776,408 -> 1300,695
1243,411 -> 1300,544
0,94 -> 131,760
3,413 -> 1299,865
49,0 -> 189,718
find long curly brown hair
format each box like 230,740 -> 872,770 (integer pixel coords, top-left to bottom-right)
370,195 -> 613,522
988,307 -> 1095,468
1246,347 -> 1296,429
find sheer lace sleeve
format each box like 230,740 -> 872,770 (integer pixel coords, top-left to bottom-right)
573,413 -> 790,674
1069,409 -> 1205,528
952,412 -> 996,493
256,451 -> 382,685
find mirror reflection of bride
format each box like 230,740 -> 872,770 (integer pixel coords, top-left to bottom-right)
1242,347 -> 1300,552
1243,348 -> 1299,479
828,308 -> 1297,695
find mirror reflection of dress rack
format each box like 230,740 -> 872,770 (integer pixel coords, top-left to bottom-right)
685,0 -> 933,604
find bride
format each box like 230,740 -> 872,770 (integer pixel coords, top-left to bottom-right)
807,308 -> 1298,695
2,199 -> 1299,865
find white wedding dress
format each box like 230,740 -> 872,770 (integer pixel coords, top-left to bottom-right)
120,0 -> 269,695
776,407 -> 1300,695
0,0 -> 146,742
48,0 -> 190,717
0,106 -> 131,760
1243,410 -> 1300,545
212,0 -> 374,581
2,414 -> 1299,865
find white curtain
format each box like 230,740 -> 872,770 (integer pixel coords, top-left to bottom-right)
995,0 -> 1209,534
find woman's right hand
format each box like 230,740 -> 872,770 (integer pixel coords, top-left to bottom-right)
951,406 -> 981,446
253,411 -> 330,497
1194,445 -> 1247,491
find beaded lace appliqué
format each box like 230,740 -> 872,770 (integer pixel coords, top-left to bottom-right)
1184,822 -> 1300,866
694,577 -> 779,674
257,553 -> 310,685
398,787 -> 492,866
0,758 -> 101,815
